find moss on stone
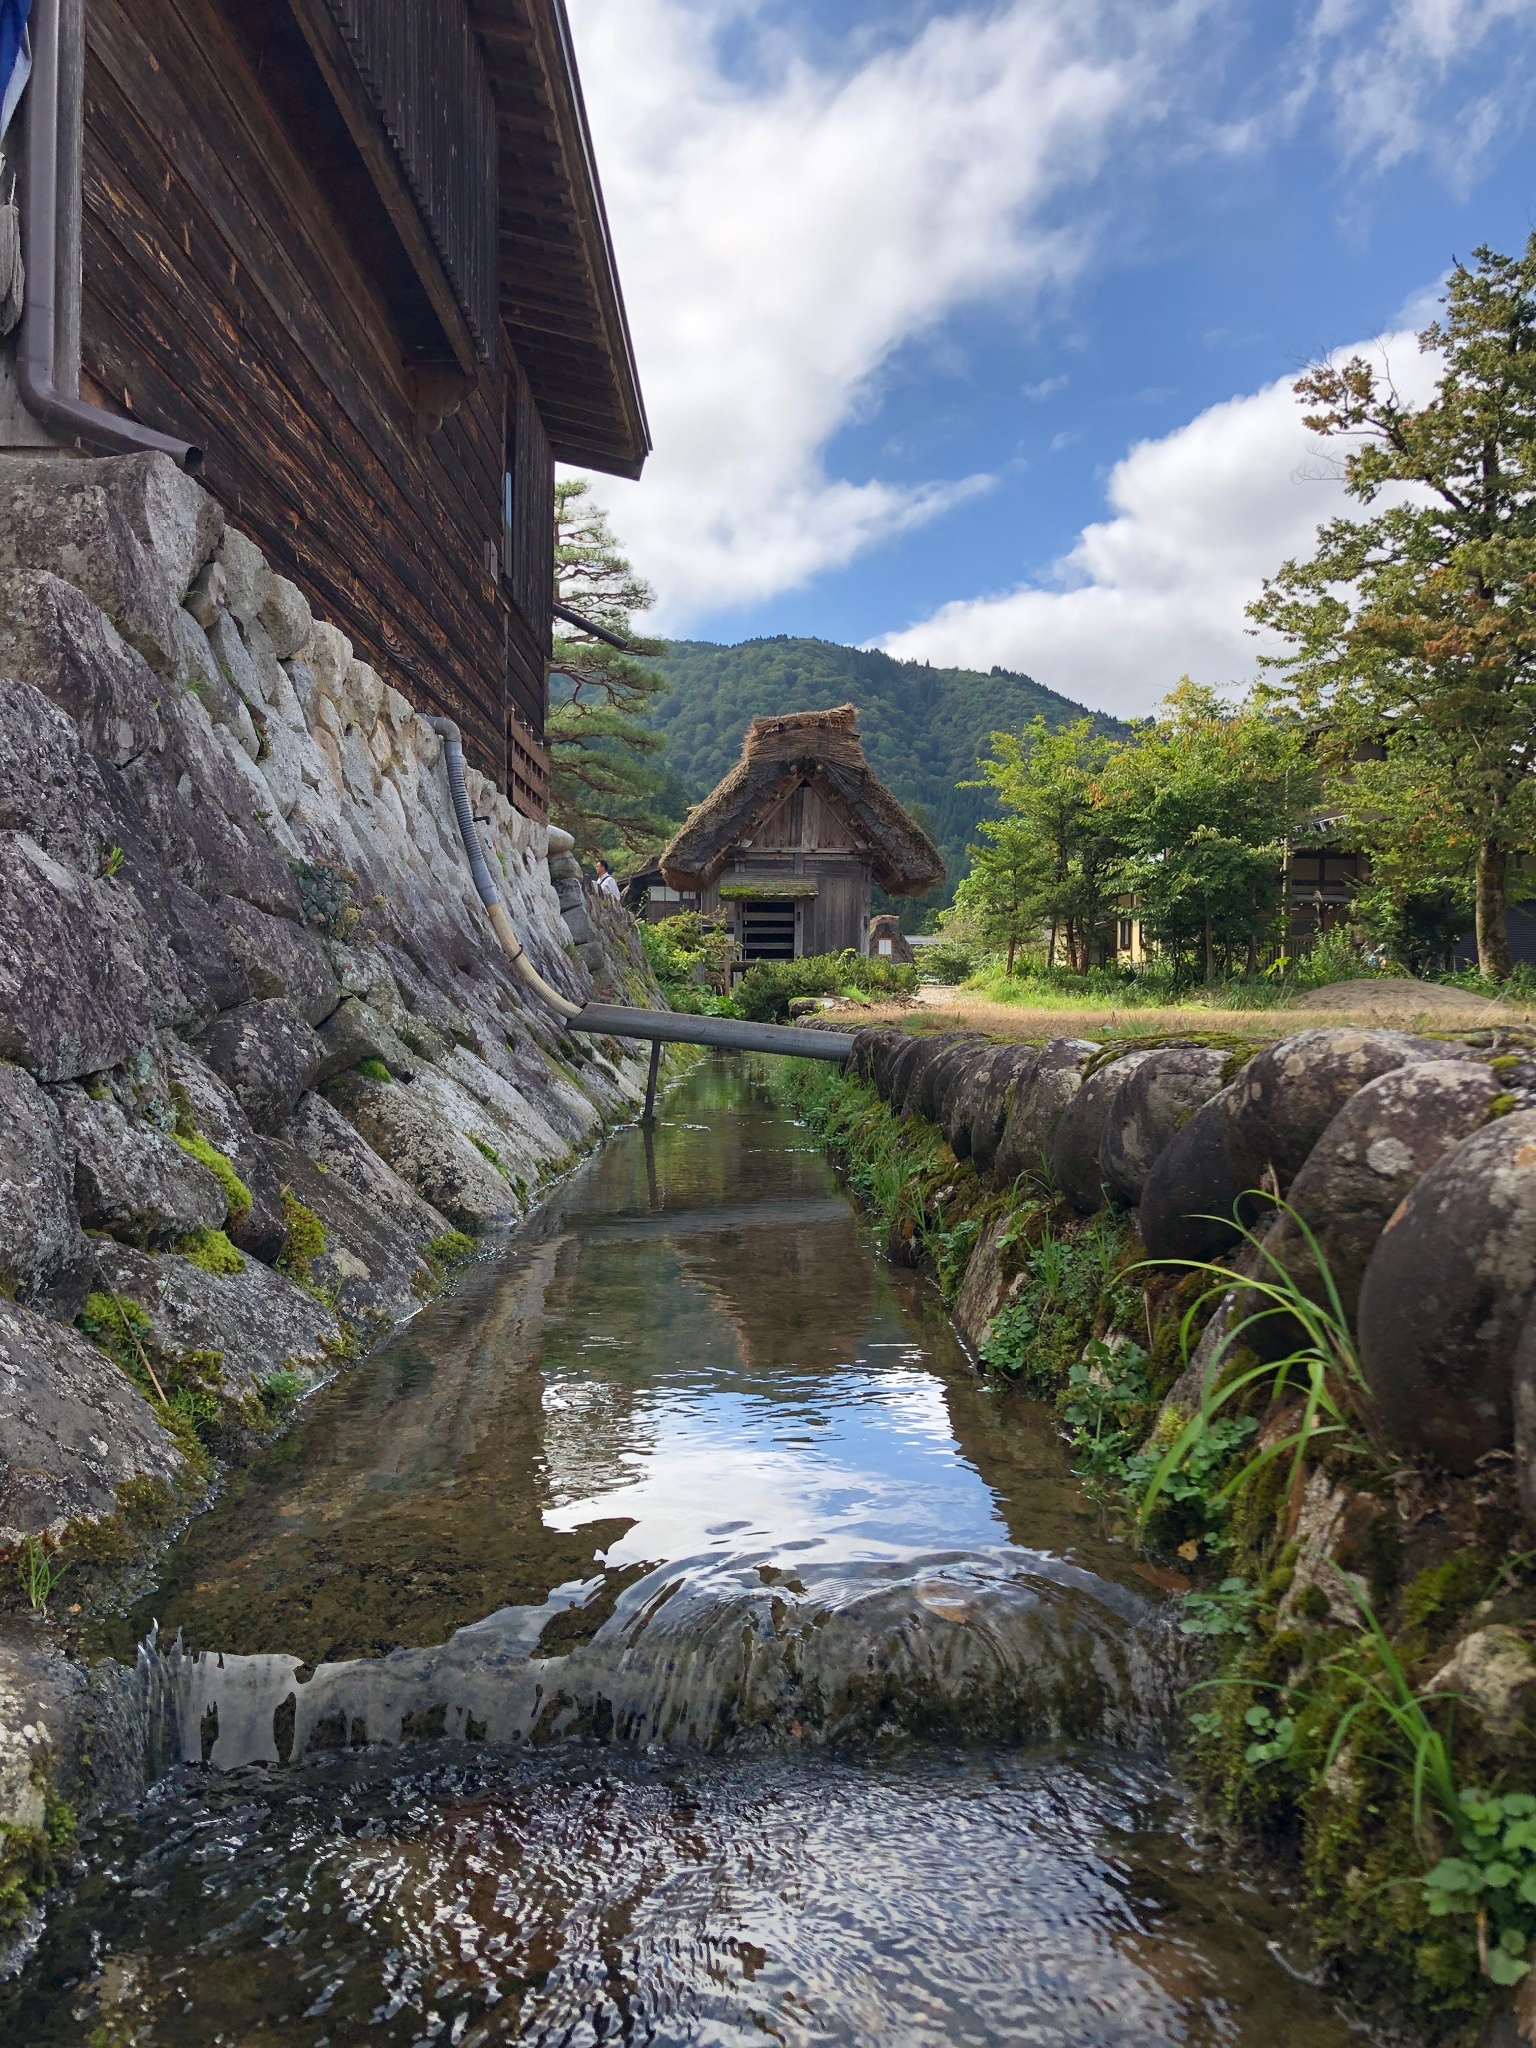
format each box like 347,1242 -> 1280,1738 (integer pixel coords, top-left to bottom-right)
277,1188 -> 326,1282
355,1056 -> 391,1083
176,1227 -> 246,1275
173,1130 -> 252,1221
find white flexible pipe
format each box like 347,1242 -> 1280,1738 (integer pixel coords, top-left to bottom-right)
428,717 -> 584,1019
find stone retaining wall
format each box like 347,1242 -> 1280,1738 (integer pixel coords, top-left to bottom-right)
0,449 -> 661,1560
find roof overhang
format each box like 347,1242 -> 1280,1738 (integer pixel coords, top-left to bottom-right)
473,0 -> 651,478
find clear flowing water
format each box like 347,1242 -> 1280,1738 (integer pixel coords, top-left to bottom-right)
3,1061 -> 1361,2045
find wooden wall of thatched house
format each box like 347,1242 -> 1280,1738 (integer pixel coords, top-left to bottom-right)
659,706 -> 944,962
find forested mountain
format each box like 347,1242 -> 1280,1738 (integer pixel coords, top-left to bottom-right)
649,637 -> 1127,912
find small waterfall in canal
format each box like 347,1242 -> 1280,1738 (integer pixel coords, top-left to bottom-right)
2,1061 -> 1362,2046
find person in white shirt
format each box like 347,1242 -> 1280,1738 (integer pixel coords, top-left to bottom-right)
594,856 -> 622,903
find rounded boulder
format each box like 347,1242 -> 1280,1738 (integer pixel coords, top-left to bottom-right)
994,1039 -> 1098,1188
1253,1060 -> 1503,1354
1139,1086 -> 1255,1265
1358,1110 -> 1536,1473
948,1044 -> 1039,1169
1049,1050 -> 1157,1214
1098,1045 -> 1228,1207
913,1035 -> 989,1125
1223,1027 -> 1455,1192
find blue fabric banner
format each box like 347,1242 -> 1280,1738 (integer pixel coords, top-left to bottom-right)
0,0 -> 32,145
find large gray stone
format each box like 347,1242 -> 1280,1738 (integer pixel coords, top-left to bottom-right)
91,1241 -> 339,1402
159,1038 -> 287,1262
326,1069 -> 517,1233
121,742 -> 303,929
1139,1085 -> 1256,1265
1223,1028 -> 1453,1192
213,896 -> 341,1025
847,1027 -> 903,1090
0,1063 -> 88,1304
0,569 -> 165,764
0,830 -> 155,1082
1358,1112 -> 1536,1473
1050,1051 -> 1156,1213
198,998 -> 324,1133
258,575 -> 312,660
313,995 -> 418,1083
0,451 -> 222,671
0,673 -> 118,873
895,1033 -> 979,1119
994,1039 -> 1099,1188
146,686 -> 304,919
914,1035 -> 989,1125
942,1043 -> 1033,1160
214,528 -> 272,628
962,1046 -> 1041,1175
268,1094 -> 450,1324
51,1084 -> 227,1245
1254,1060 -> 1503,1353
86,759 -> 250,1032
1098,1046 -> 1228,1207
0,1297 -> 183,1546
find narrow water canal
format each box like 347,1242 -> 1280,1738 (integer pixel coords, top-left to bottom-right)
6,1061 -> 1359,2045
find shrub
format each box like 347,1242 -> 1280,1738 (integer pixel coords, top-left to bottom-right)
920,940 -> 976,985
734,950 -> 917,1022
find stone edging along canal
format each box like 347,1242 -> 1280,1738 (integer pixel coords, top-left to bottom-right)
773,1020 -> 1536,2047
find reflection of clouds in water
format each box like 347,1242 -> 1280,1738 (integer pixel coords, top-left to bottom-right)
544,1368 -> 1010,1569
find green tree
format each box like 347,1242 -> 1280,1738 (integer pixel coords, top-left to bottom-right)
965,717 -> 1123,970
1250,239 -> 1536,978
951,816 -> 1046,973
1097,684 -> 1310,981
548,479 -> 675,859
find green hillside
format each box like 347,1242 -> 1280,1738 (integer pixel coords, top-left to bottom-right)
650,636 -> 1127,916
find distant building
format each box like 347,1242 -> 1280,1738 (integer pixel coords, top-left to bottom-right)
868,914 -> 915,964
659,705 -> 944,961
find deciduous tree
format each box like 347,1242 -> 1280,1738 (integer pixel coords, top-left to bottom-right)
1251,239 -> 1536,979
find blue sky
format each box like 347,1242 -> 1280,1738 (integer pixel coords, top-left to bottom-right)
566,0 -> 1536,716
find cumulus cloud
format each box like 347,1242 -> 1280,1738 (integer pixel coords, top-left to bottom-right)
566,0 -> 1204,622
876,332 -> 1442,718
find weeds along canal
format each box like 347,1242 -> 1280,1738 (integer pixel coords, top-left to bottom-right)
4,1058 -> 1360,2045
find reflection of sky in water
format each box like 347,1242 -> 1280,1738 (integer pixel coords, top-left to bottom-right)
543,1358 -> 1013,1568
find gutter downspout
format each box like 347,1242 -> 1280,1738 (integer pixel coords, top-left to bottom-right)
429,717 -> 853,1062
428,716 -> 585,1020
17,0 -> 202,469
552,600 -> 630,651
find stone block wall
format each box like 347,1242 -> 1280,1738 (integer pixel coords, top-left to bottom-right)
0,449 -> 659,1555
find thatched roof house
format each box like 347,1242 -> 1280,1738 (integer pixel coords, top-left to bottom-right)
659,706 -> 943,960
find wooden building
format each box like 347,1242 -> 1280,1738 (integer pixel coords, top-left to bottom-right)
659,706 -> 944,961
2,0 -> 647,818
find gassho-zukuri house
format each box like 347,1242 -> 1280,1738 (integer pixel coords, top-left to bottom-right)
658,705 -> 945,962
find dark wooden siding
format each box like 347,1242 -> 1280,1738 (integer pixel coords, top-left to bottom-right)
78,0 -> 552,793
323,0 -> 499,360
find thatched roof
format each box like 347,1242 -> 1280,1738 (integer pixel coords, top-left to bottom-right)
659,706 -> 945,898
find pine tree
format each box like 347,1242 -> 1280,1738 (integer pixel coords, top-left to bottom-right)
548,479 -> 677,859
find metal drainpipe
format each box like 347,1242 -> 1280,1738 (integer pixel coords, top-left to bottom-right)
17,0 -> 202,469
429,717 -> 854,1062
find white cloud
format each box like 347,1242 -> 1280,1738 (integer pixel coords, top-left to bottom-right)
1023,375 -> 1070,400
563,0 -> 1533,634
876,332 -> 1442,718
566,0 -> 1205,623
1311,0 -> 1536,187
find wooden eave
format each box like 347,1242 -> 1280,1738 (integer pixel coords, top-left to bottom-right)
471,0 -> 650,479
